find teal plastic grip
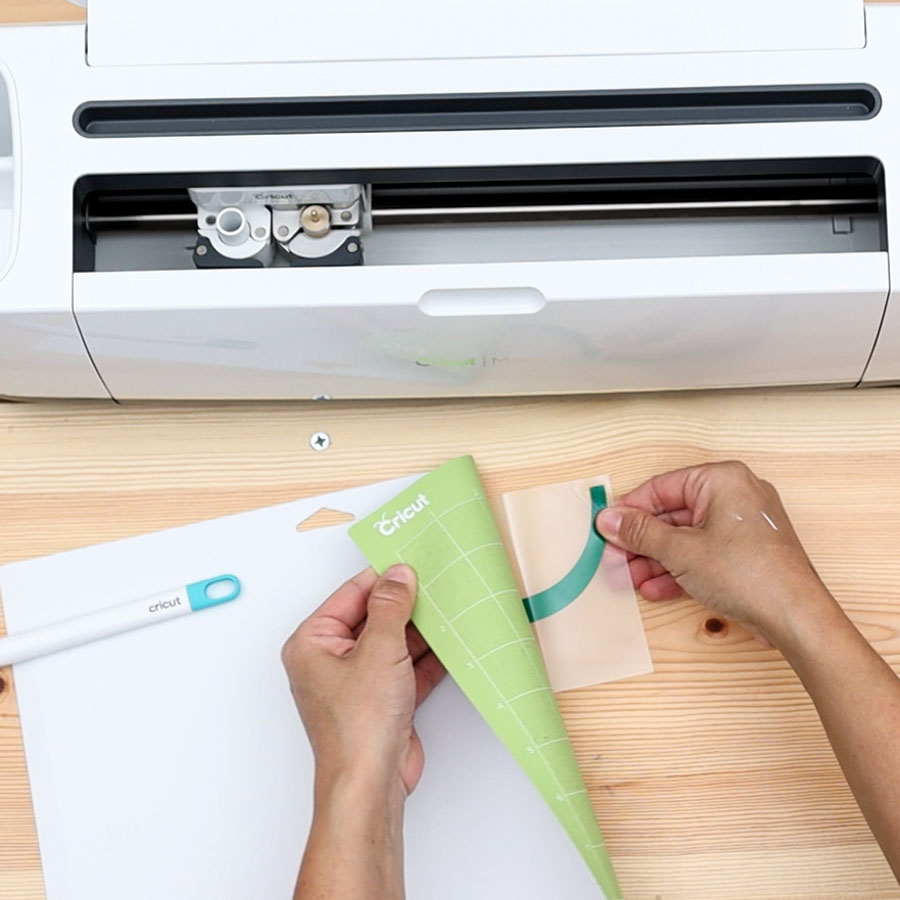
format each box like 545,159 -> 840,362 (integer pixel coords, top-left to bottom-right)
186,575 -> 242,612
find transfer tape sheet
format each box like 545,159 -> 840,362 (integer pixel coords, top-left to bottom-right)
498,475 -> 652,693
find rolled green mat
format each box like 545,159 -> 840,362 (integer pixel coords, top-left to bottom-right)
350,455 -> 621,900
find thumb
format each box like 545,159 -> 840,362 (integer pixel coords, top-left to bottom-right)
360,564 -> 417,657
595,506 -> 687,565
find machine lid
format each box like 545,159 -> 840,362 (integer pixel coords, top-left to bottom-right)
84,0 -> 866,68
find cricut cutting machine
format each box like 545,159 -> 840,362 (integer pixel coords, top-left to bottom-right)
1,0 -> 899,400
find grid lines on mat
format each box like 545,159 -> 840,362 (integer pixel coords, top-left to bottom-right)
394,488 -> 607,883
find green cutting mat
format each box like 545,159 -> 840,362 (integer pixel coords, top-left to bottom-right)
350,456 -> 620,899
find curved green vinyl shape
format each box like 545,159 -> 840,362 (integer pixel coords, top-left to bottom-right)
523,485 -> 607,623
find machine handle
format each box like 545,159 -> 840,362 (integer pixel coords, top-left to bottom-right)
418,287 -> 546,317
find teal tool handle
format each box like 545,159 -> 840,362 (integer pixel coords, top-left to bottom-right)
186,575 -> 242,611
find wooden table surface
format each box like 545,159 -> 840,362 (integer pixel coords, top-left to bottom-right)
2,391 -> 900,900
2,3 -> 900,899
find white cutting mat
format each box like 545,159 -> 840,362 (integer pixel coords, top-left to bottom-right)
0,476 -> 600,900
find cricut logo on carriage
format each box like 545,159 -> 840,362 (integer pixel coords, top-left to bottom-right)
374,494 -> 430,537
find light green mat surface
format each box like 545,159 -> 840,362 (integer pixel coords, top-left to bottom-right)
350,455 -> 620,899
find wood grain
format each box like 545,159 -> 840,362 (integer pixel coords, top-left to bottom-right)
1,389 -> 900,899
0,0 -> 81,23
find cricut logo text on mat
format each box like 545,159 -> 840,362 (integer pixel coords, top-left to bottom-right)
373,494 -> 430,536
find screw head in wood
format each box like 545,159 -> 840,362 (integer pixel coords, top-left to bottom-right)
309,431 -> 331,452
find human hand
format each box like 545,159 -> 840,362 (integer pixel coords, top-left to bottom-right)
594,461 -> 832,647
282,565 -> 445,798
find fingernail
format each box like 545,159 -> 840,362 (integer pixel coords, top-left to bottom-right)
385,563 -> 414,584
595,509 -> 623,537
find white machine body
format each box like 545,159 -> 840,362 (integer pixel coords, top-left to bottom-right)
1,0 -> 899,400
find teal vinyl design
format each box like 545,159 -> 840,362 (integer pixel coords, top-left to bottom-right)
522,486 -> 607,623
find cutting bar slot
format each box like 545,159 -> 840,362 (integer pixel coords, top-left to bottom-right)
74,85 -> 881,138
